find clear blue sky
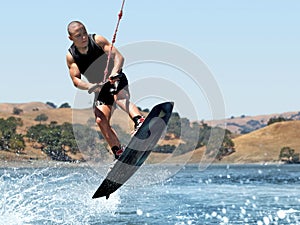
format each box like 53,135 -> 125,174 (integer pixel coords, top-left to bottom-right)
1,0 -> 299,120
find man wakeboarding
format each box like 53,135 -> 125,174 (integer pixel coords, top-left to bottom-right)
66,21 -> 144,160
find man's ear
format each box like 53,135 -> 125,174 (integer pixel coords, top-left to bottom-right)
68,35 -> 73,41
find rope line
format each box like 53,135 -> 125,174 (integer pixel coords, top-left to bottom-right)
103,0 -> 126,82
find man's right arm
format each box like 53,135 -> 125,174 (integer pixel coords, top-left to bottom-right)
66,52 -> 93,90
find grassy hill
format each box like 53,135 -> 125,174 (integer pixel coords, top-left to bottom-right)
0,102 -> 143,163
1,102 -> 300,165
206,111 -> 300,134
154,121 -> 300,165
221,120 -> 300,163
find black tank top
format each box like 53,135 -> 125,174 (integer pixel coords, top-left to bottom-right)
68,34 -> 106,73
68,34 -> 114,83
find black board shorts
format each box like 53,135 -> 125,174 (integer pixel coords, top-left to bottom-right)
94,72 -> 129,106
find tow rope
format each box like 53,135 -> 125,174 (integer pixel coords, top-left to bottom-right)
103,0 -> 126,82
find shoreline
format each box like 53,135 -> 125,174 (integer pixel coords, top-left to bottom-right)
0,159 -> 290,169
0,160 -> 90,169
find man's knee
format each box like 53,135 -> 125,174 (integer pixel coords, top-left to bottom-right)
95,117 -> 102,125
95,116 -> 109,127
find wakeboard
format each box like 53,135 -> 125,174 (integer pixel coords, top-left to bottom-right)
92,101 -> 174,199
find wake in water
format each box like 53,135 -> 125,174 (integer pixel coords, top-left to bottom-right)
1,164 -> 300,224
0,167 -> 120,224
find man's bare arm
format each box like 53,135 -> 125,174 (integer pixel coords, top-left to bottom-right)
66,53 -> 94,90
94,35 -> 124,76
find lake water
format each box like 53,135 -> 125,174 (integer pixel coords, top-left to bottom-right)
1,163 -> 300,224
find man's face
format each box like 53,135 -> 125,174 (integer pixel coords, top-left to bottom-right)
68,24 -> 88,48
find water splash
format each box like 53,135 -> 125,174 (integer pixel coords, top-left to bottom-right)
0,167 -> 121,224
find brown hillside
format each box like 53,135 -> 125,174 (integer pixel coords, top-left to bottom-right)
1,102 -> 300,165
0,102 -> 134,132
149,121 -> 300,165
221,120 -> 300,163
0,102 -> 142,162
206,111 -> 300,134
0,102 -> 52,113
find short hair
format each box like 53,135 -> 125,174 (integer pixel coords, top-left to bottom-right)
67,21 -> 84,35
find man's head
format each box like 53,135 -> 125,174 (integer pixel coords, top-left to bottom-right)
67,21 -> 88,48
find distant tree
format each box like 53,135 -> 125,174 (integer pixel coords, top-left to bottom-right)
246,120 -> 261,126
60,122 -> 79,154
50,121 -> 58,126
170,118 -> 234,160
293,153 -> 300,163
46,101 -> 57,108
59,102 -> 71,108
13,107 -> 23,115
267,116 -> 291,126
290,112 -> 300,120
26,124 -> 48,142
167,112 -> 182,138
195,121 -> 211,148
268,117 -> 280,125
153,144 -> 176,153
26,122 -> 77,161
0,117 -> 25,151
279,146 -> 299,163
9,134 -> 25,152
26,122 -> 106,161
34,113 -> 48,123
215,128 -> 235,160
7,116 -> 23,127
279,146 -> 295,159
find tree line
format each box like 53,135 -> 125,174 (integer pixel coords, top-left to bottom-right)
0,117 -> 25,152
279,146 -> 300,164
154,112 -> 235,160
0,111 -> 235,162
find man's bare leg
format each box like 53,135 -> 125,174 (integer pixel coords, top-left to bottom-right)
94,104 -> 122,158
115,88 -> 142,119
